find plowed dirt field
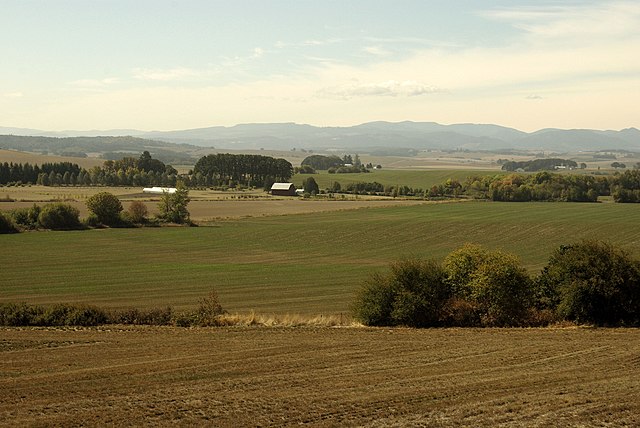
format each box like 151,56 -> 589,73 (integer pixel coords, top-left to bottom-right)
1,327 -> 638,426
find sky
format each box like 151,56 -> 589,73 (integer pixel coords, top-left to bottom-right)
1,0 -> 639,132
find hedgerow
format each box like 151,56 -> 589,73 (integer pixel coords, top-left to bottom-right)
0,289 -> 227,328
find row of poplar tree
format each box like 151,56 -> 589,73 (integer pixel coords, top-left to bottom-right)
1,152 -> 294,189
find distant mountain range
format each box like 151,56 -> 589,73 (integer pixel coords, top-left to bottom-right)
1,121 -> 639,153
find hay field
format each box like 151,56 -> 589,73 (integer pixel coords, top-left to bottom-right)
2,202 -> 640,314
0,184 -> 425,220
1,326 -> 638,426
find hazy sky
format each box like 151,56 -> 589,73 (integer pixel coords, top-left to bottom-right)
1,0 -> 638,131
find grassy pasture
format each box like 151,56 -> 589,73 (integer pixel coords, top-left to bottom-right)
1,326 -> 638,426
2,201 -> 640,314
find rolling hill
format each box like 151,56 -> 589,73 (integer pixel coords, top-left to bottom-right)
2,121 -> 639,153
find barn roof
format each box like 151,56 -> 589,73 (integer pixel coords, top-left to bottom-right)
271,182 -> 295,190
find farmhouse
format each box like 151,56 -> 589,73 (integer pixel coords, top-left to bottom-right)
271,182 -> 297,196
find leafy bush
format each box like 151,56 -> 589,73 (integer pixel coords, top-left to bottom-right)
443,243 -> 490,298
355,245 -> 534,328
109,307 -> 173,325
0,303 -> 107,326
467,251 -> 532,326
86,192 -> 123,226
443,244 -> 532,326
0,211 -> 19,234
352,259 -> 451,327
351,272 -> 397,326
83,213 -> 101,228
9,204 -> 40,229
127,200 -> 149,224
0,303 -> 43,325
38,203 -> 81,230
539,241 -> 640,325
196,289 -> 227,326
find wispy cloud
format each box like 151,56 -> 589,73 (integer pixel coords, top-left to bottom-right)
318,80 -> 443,99
484,2 -> 640,42
526,94 -> 543,100
3,92 -> 24,98
132,67 -> 200,81
362,46 -> 391,57
69,78 -> 119,88
252,47 -> 265,58
275,38 -> 343,49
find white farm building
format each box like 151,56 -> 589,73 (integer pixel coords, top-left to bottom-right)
143,187 -> 177,194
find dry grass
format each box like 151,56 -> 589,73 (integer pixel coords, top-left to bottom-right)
216,312 -> 355,327
0,326 -> 638,426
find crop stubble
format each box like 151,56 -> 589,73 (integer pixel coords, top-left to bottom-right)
0,327 -> 638,427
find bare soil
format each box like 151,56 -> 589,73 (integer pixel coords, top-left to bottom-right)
1,326 -> 638,427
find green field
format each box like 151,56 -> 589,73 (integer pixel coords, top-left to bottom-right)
292,169 -> 501,190
3,201 -> 640,314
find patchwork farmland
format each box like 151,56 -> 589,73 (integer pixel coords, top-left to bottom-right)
2,175 -> 640,427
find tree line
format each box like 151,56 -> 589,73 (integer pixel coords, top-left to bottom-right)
301,154 -> 376,174
500,158 -> 579,172
0,151 -> 178,187
193,153 -> 293,188
321,170 -> 640,203
1,152 -> 293,190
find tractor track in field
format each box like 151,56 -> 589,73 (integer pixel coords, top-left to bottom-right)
0,326 -> 639,427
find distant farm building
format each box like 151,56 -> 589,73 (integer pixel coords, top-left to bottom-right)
143,186 -> 177,194
271,183 -> 297,196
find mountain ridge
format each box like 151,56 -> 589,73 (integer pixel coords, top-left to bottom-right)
1,121 -> 639,152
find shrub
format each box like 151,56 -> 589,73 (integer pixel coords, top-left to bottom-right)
352,259 -> 451,327
64,305 -> 108,326
440,298 -> 481,327
443,244 -> 532,326
467,251 -> 532,326
127,200 -> 148,224
0,211 -> 19,234
172,311 -> 199,327
83,213 -> 101,228
443,243 -> 491,298
443,244 -> 533,326
0,303 -> 107,326
86,192 -> 123,226
539,241 -> 640,325
38,203 -> 81,230
9,204 -> 40,229
197,289 -> 226,326
351,272 -> 397,326
0,303 -> 42,325
110,307 -> 173,325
